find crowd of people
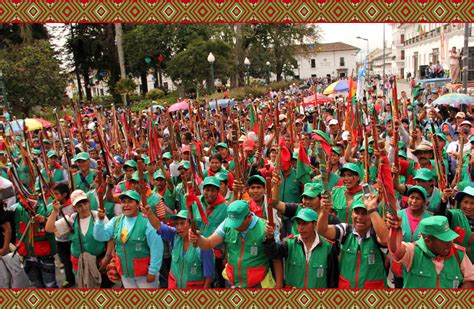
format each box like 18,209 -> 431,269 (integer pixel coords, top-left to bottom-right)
0,76 -> 473,290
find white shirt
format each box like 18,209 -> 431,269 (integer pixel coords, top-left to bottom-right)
450,51 -> 460,65
447,140 -> 471,155
297,232 -> 320,263
55,210 -> 109,237
0,176 -> 16,208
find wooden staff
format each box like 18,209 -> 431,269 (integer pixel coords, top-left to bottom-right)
431,123 -> 447,192
231,117 -> 242,199
452,129 -> 466,190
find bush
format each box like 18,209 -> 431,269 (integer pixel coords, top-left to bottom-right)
269,80 -> 293,91
131,99 -> 152,112
146,88 -> 165,100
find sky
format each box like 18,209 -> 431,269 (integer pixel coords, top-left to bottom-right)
318,23 -> 392,60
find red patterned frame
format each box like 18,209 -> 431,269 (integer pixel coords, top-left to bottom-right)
0,0 -> 473,307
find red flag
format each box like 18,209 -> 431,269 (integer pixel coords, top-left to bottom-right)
379,156 -> 397,215
312,131 -> 332,155
278,137 -> 291,171
186,186 -> 208,225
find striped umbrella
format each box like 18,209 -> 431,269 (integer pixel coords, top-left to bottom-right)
432,93 -> 474,106
323,80 -> 354,94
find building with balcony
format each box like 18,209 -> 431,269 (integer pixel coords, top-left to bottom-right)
367,47 -> 393,77
391,23 -> 474,79
292,42 -> 360,80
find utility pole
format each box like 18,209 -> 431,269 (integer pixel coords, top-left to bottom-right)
463,23 -> 469,95
383,24 -> 386,84
115,23 -> 127,105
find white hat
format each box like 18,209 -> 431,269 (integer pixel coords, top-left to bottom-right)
71,190 -> 89,206
342,131 -> 350,141
279,114 -> 287,121
461,120 -> 472,127
329,119 -> 339,126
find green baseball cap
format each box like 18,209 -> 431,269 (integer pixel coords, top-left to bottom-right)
141,155 -> 150,165
455,186 -> 474,203
162,152 -> 172,160
42,139 -> 50,144
247,175 -> 266,186
301,182 -> 322,198
119,190 -> 140,202
419,216 -> 459,242
407,185 -> 428,200
171,209 -> 188,220
359,145 -> 374,154
368,137 -> 374,144
0,150 -> 5,155
47,150 -> 58,158
332,147 -> 341,156
203,176 -> 220,189
153,169 -> 165,180
351,195 -> 366,210
15,136 -> 22,141
178,161 -> 190,170
75,152 -> 90,161
216,143 -> 229,150
414,168 -> 434,181
215,171 -> 229,182
123,160 -> 137,169
32,149 -> 41,155
470,135 -> 474,143
398,150 -> 407,159
292,208 -> 318,222
224,200 -> 250,229
435,133 -> 448,142
340,163 -> 361,177
130,171 -> 140,182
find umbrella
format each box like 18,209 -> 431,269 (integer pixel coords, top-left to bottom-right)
8,119 -> 45,133
209,99 -> 235,110
32,118 -> 53,128
168,101 -> 189,112
303,94 -> 332,106
323,80 -> 353,94
432,93 -> 474,106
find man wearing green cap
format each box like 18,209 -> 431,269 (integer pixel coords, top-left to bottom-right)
263,208 -> 339,288
152,166 -> 176,223
318,193 -> 389,288
392,185 -> 432,288
126,172 -> 160,214
190,200 -> 281,288
73,152 -> 96,193
37,150 -> 68,188
434,186 -> 474,262
109,160 -> 137,200
388,215 -> 474,288
203,154 -> 234,190
215,171 -> 232,202
144,208 -> 215,288
270,181 -> 341,235
216,143 -> 235,172
394,167 -> 441,213
331,163 -> 364,224
174,161 -> 193,211
93,190 -> 163,288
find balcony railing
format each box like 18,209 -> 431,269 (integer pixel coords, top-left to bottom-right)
403,24 -> 472,46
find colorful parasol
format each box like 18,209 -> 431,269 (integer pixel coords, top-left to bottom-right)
168,100 -> 190,112
432,93 -> 474,106
323,80 -> 355,94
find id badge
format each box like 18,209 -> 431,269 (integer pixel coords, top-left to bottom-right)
250,246 -> 258,256
135,240 -> 143,251
453,280 -> 460,288
368,253 -> 375,265
317,267 -> 324,278
190,266 -> 197,275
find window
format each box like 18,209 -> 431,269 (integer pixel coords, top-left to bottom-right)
311,59 -> 316,68
401,50 -> 405,60
340,57 -> 345,67
400,34 -> 404,42
432,48 -> 439,63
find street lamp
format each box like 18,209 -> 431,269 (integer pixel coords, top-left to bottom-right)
244,57 -> 251,86
265,61 -> 271,85
356,36 -> 369,76
0,70 -> 8,111
207,52 -> 215,93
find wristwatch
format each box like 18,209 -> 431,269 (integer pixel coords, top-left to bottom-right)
367,207 -> 379,215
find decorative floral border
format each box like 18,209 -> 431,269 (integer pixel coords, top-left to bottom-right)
0,0 -> 472,23
0,288 -> 473,308
1,0 -> 474,307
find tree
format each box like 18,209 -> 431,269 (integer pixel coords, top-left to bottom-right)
0,40 -> 66,116
166,39 -> 233,94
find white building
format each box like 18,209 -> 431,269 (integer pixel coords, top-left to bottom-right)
368,47 -> 393,77
292,42 -> 360,79
66,71 -> 175,99
391,23 -> 474,79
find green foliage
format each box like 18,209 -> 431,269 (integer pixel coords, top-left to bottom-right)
115,78 -> 137,96
167,38 -> 233,90
0,40 -> 66,116
146,88 -> 165,100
